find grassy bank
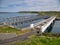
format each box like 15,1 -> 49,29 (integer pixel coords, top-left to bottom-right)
6,34 -> 60,45
0,26 -> 30,35
38,11 -> 60,19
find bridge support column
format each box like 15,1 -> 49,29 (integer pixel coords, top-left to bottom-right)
44,19 -> 55,33
34,26 -> 42,36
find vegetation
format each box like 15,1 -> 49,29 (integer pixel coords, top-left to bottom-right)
38,11 -> 60,19
18,11 -> 38,13
0,26 -> 30,35
6,34 -> 60,45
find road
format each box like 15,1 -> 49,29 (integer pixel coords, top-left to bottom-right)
0,31 -> 34,44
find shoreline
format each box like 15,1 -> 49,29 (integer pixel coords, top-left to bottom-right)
56,18 -> 60,20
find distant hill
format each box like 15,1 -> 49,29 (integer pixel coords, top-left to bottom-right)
18,11 -> 60,13
18,11 -> 39,13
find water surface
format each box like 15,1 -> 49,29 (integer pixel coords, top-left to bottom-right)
51,20 -> 60,34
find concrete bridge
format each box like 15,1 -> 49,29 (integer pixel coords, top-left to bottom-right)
30,16 -> 56,35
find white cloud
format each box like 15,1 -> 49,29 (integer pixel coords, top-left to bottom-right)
0,0 -> 60,12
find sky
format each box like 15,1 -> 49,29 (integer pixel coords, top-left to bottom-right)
0,0 -> 60,12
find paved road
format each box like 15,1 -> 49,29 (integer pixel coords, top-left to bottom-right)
0,31 -> 34,44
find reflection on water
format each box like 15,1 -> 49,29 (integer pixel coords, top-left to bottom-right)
17,19 -> 44,28
43,20 -> 60,34
51,20 -> 60,34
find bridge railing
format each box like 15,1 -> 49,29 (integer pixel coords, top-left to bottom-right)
33,16 -> 56,27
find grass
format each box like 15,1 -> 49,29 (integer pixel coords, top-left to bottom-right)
38,11 -> 60,19
0,26 -> 30,35
5,34 -> 60,45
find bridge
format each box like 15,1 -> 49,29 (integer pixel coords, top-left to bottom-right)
30,16 -> 56,35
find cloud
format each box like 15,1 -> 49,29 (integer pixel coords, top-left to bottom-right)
0,0 -> 60,12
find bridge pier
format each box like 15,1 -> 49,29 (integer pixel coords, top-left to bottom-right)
33,26 -> 42,36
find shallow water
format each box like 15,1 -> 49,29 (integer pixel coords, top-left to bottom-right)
51,20 -> 60,34
0,13 -> 38,22
0,13 -> 38,18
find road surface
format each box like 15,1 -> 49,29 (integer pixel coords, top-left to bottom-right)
0,31 -> 34,44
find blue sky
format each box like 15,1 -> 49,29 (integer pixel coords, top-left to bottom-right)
0,0 -> 60,12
